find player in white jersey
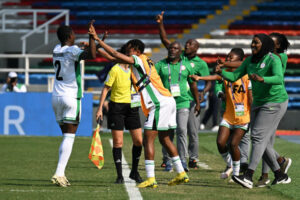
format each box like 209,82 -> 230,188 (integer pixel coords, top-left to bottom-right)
51,22 -> 96,187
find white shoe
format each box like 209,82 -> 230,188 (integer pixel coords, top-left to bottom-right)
200,124 -> 205,130
51,174 -> 70,187
211,126 -> 219,132
220,166 -> 233,179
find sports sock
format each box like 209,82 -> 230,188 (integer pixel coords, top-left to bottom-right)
55,133 -> 75,177
232,160 -> 240,176
221,152 -> 232,167
274,169 -> 283,179
171,156 -> 184,173
132,145 -> 142,173
113,147 -> 123,178
145,160 -> 155,178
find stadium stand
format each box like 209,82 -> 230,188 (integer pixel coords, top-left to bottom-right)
1,0 -> 300,110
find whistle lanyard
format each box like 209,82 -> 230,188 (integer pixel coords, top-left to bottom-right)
168,61 -> 182,85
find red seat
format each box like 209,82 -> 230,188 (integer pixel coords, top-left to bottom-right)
227,29 -> 300,36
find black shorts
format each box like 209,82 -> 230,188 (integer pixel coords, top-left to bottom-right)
107,101 -> 141,130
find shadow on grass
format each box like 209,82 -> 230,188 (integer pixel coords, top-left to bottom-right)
1,178 -> 112,187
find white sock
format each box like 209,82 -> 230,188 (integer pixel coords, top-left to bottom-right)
172,156 -> 184,173
55,133 -> 75,176
232,160 -> 240,176
221,152 -> 232,168
145,160 -> 155,178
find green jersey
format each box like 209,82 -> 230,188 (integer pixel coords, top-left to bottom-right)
279,53 -> 288,74
215,80 -> 226,110
221,53 -> 288,106
180,52 -> 210,101
155,58 -> 194,109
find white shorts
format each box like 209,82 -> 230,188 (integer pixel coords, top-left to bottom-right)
144,95 -> 177,131
52,95 -> 81,125
220,118 -> 249,131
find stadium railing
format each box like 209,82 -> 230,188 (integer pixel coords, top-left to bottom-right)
0,54 -> 97,93
0,9 -> 69,54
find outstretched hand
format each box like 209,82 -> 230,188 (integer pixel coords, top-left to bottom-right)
88,20 -> 99,40
215,65 -> 222,74
216,56 -> 224,65
189,75 -> 201,81
156,11 -> 164,24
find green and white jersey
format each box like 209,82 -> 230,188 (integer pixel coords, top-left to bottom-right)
221,53 -> 288,106
155,58 -> 194,109
52,44 -> 84,99
279,53 -> 288,74
180,52 -> 210,101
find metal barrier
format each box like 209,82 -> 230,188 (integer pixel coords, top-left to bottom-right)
0,54 -> 92,92
0,9 -> 69,54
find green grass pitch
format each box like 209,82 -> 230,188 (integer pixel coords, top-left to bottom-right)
0,133 -> 299,200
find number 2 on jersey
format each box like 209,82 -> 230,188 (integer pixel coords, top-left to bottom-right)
54,60 -> 63,81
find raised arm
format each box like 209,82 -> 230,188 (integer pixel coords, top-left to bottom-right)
190,74 -> 222,81
89,25 -> 135,64
217,57 -> 242,68
97,49 -> 117,62
156,11 -> 171,49
219,60 -> 247,82
79,20 -> 97,60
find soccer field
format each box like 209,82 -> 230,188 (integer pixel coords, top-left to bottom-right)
0,133 -> 299,200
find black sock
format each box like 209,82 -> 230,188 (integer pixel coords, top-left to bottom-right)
113,147 -> 122,178
132,145 -> 142,173
245,169 -> 254,180
274,169 -> 283,179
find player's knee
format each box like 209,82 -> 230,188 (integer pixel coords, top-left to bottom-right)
229,142 -> 239,151
216,139 -> 226,150
133,138 -> 143,146
113,140 -> 123,148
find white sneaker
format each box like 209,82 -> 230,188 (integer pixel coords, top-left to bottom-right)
51,174 -> 69,187
220,166 -> 233,179
211,126 -> 219,132
200,124 -> 205,130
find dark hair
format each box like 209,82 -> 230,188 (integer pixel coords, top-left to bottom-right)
269,32 -> 290,53
230,48 -> 244,61
118,44 -> 127,54
57,25 -> 73,44
126,39 -> 145,54
169,41 -> 182,49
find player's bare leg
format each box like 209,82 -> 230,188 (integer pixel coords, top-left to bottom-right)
52,123 -> 77,187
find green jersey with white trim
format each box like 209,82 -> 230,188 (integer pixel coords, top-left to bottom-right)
155,58 -> 194,109
221,53 -> 288,106
180,52 -> 210,101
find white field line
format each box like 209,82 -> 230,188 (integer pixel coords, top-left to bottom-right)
109,139 -> 143,200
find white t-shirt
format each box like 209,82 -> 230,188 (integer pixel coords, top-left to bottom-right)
1,83 -> 27,92
52,44 -> 84,98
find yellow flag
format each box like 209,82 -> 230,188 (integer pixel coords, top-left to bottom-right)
88,124 -> 104,169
